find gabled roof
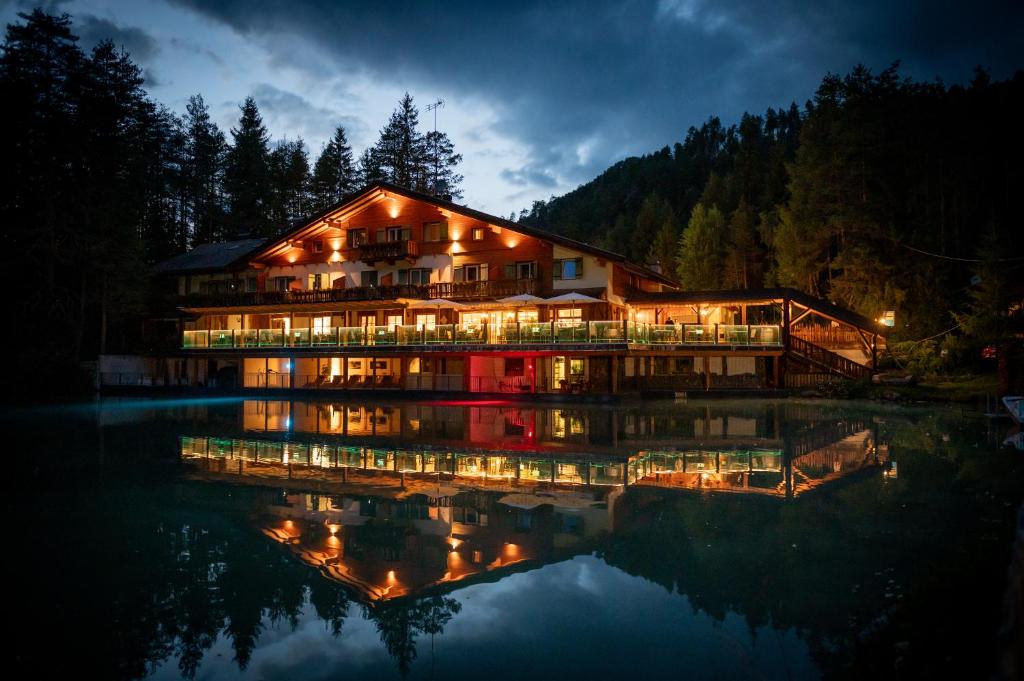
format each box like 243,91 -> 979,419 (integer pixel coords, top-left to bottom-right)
250,181 -> 678,287
626,286 -> 887,334
154,238 -> 267,275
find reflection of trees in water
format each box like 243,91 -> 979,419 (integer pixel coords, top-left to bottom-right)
22,481 -> 465,680
368,595 -> 462,677
599,419 -> 1024,680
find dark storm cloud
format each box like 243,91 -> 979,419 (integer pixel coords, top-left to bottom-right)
250,83 -> 368,148
75,13 -> 160,61
168,0 -> 1024,195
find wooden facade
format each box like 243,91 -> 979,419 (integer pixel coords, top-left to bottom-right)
143,183 -> 886,396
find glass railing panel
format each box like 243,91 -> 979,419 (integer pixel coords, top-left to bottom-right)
718,324 -> 750,345
338,327 -> 365,346
588,462 -> 625,485
425,324 -> 455,344
555,461 -> 586,484
455,454 -> 487,477
371,327 -> 397,345
626,322 -> 648,344
209,330 -> 234,348
520,322 -> 553,343
500,323 -> 521,344
258,329 -> 284,346
311,327 -> 337,346
519,458 -> 554,482
554,320 -> 587,342
456,324 -> 486,344
240,329 -> 259,347
396,325 -> 421,345
648,324 -> 680,344
338,446 -> 363,468
485,456 -> 518,478
720,451 -> 750,472
284,442 -> 309,466
686,450 -> 718,471
289,328 -> 311,347
750,325 -> 781,345
683,324 -> 715,343
182,330 -> 209,348
590,321 -> 626,343
395,451 -> 421,472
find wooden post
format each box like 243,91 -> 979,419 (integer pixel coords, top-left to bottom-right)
610,355 -> 619,394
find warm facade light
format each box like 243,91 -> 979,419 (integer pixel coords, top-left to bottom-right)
329,250 -> 342,263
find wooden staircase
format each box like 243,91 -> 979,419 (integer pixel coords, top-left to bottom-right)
789,336 -> 872,380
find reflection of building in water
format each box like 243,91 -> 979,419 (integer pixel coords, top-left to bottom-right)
254,487 -> 615,602
179,399 -> 891,602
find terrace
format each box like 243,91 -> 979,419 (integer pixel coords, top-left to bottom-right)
182,321 -> 782,349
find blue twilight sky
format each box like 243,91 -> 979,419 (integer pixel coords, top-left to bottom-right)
2,0 -> 1022,216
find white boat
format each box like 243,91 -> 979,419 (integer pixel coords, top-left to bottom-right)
1004,396 -> 1023,425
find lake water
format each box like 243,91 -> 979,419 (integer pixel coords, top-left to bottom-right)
6,397 -> 1023,680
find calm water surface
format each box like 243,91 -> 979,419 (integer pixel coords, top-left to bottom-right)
6,397 -> 1023,680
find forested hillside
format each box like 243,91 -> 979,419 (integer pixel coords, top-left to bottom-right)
519,65 -> 1024,341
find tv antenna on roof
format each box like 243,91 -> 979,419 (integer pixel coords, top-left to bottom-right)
425,99 -> 445,195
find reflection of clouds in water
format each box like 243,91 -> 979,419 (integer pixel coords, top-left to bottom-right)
148,556 -> 814,680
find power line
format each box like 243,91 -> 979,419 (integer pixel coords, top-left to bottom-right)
899,242 -> 1024,263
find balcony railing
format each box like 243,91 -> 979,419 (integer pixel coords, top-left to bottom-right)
183,322 -> 783,349
357,239 -> 419,264
179,285 -> 430,308
429,278 -> 541,300
179,278 -> 543,308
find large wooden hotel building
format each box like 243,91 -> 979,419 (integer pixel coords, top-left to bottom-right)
146,182 -> 885,396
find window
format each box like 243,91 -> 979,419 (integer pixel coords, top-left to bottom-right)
514,261 -> 537,280
361,270 -> 379,287
245,277 -> 258,292
379,226 -> 412,243
471,227 -> 485,241
423,221 -> 449,242
310,239 -> 323,253
348,229 -> 367,247
386,314 -> 403,329
554,257 -> 583,280
307,273 -> 328,290
505,357 -> 525,376
454,263 -> 489,282
398,268 -> 432,285
273,276 -> 293,291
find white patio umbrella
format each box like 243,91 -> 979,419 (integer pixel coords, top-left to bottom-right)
497,293 -> 547,306
406,298 -> 466,325
544,291 -> 604,305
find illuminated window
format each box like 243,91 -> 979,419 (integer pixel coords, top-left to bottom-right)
382,226 -> 412,242
455,263 -> 488,282
348,229 -> 367,247
505,261 -> 536,280
424,221 -> 449,242
307,273 -> 328,290
472,227 -> 485,241
553,258 -> 583,279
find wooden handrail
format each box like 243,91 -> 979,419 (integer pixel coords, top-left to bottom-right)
789,336 -> 872,379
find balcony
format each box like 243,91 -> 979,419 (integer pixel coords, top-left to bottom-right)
179,285 -> 429,308
428,278 -> 541,301
182,322 -> 783,350
356,239 -> 419,264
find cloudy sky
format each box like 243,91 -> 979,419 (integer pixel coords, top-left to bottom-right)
3,0 -> 1022,216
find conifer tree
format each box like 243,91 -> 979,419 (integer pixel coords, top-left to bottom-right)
182,94 -> 227,244
224,96 -> 271,236
310,126 -> 357,210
